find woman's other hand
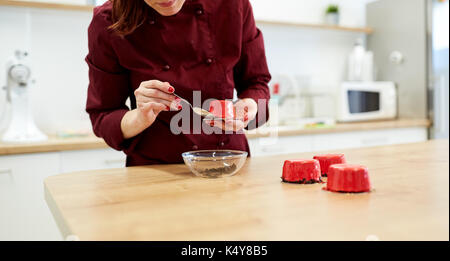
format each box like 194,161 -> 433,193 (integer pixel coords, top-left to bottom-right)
121,80 -> 181,139
205,98 -> 258,132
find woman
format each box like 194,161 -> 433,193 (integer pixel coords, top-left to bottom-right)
86,0 -> 271,166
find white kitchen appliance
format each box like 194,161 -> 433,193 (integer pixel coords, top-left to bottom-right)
1,50 -> 47,143
336,82 -> 397,122
267,74 -> 302,126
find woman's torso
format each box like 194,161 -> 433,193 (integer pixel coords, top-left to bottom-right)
99,0 -> 251,165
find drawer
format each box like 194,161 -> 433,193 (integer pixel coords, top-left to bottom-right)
60,148 -> 126,173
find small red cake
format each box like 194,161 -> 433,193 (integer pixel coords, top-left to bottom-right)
209,100 -> 235,119
313,154 -> 346,177
282,159 -> 322,184
326,164 -> 371,193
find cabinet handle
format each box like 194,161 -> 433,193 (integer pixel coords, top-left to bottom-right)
0,168 -> 12,175
104,159 -> 124,165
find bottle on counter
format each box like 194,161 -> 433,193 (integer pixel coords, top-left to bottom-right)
347,38 -> 375,82
267,83 -> 280,127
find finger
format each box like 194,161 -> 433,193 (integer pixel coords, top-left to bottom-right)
243,114 -> 249,123
204,119 -> 215,127
234,105 -> 249,120
225,119 -> 245,131
205,119 -> 244,132
135,88 -> 176,102
139,101 -> 168,113
149,102 -> 168,114
140,80 -> 175,94
204,119 -> 226,130
137,97 -> 180,111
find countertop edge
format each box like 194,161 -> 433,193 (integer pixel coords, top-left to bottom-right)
0,119 -> 431,156
246,118 -> 431,139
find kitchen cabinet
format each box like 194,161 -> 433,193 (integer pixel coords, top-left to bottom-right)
312,127 -> 427,151
0,152 -> 61,240
60,148 -> 125,173
0,147 -> 126,240
249,127 -> 428,157
248,135 -> 313,157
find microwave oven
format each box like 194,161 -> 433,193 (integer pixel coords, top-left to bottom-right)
336,82 -> 397,122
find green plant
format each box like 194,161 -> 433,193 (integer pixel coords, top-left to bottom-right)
326,5 -> 339,14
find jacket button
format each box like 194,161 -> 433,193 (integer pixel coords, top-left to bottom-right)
192,145 -> 198,150
195,9 -> 203,15
206,58 -> 213,65
219,142 -> 225,147
163,65 -> 170,71
149,20 -> 155,25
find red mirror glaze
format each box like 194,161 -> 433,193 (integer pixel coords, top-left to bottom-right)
209,100 -> 235,119
282,159 -> 322,184
326,164 -> 371,193
313,154 -> 346,177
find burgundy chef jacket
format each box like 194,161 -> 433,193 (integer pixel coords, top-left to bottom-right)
85,0 -> 271,166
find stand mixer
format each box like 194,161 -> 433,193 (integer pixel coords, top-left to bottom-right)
1,50 -> 47,143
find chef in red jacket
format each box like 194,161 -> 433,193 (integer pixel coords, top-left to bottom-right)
86,0 -> 271,166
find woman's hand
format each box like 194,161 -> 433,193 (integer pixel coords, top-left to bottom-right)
134,80 -> 181,122
121,80 -> 180,139
205,98 -> 258,132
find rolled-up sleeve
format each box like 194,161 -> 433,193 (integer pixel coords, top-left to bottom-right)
234,0 -> 271,129
85,10 -> 130,151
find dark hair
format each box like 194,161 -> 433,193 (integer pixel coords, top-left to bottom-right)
109,0 -> 150,36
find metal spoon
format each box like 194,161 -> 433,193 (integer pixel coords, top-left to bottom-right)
172,93 -> 226,120
172,93 -> 210,116
172,93 -> 241,121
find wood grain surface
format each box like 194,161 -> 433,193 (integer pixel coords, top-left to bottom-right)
44,140 -> 449,241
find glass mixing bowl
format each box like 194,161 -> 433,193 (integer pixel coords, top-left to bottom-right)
182,150 -> 248,178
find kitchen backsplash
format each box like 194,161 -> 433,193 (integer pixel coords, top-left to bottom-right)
0,0 -> 370,135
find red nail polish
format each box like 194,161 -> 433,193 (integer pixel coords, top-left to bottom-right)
168,86 -> 174,93
177,105 -> 182,110
244,115 -> 249,121
166,106 -> 170,111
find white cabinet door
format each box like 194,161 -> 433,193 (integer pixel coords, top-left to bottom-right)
248,127 -> 428,156
0,153 -> 62,241
60,148 -> 126,173
249,135 -> 313,157
312,127 -> 428,151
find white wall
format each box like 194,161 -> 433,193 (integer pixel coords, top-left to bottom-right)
250,0 -> 372,27
0,6 -> 92,135
0,0 -> 373,135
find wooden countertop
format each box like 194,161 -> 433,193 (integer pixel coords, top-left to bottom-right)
44,140 -> 449,241
0,135 -> 106,156
245,118 -> 431,139
0,119 -> 431,156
